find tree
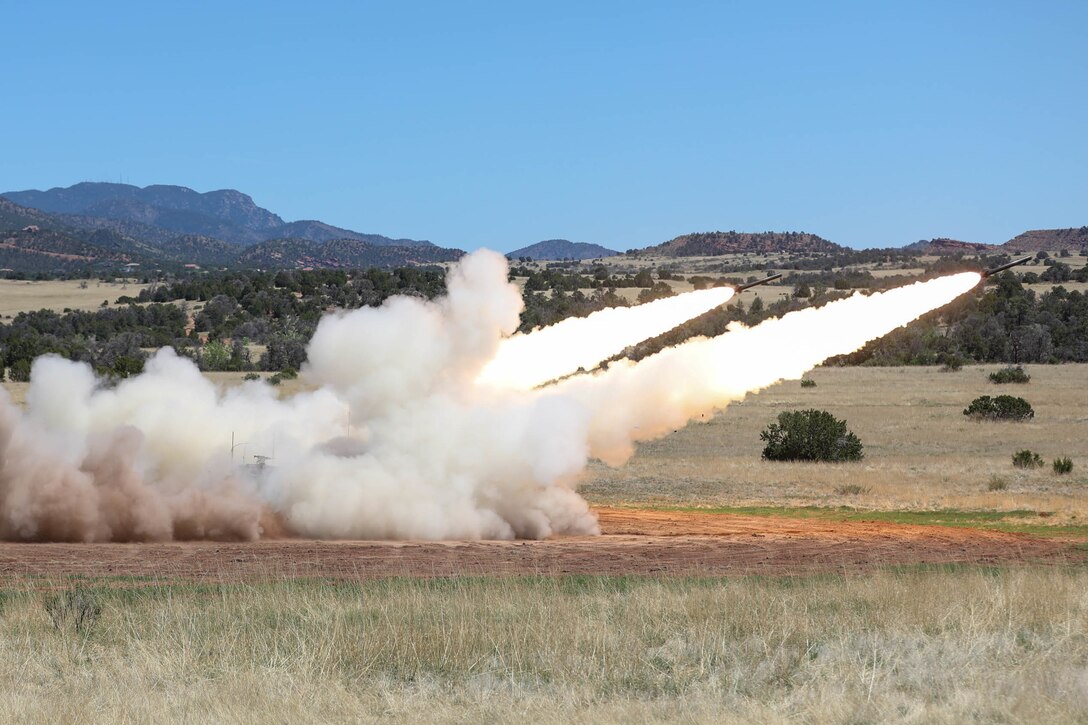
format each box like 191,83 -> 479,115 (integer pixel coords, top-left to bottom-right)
200,341 -> 231,371
261,336 -> 307,372
760,409 -> 864,462
636,282 -> 675,304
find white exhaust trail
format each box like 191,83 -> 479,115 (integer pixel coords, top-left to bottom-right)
477,286 -> 734,389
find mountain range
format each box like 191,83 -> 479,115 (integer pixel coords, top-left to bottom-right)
1,182 -> 1084,272
2,182 -> 437,248
0,183 -> 463,271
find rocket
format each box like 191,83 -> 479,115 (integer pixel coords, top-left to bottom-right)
981,255 -> 1031,278
733,273 -> 783,292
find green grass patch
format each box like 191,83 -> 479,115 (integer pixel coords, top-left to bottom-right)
630,504 -> 1088,539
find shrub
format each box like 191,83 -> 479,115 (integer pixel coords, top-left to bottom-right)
760,409 -> 864,462
835,484 -> 870,495
243,372 -> 261,381
800,378 -> 817,388
989,366 -> 1030,384
1012,450 -> 1044,469
939,354 -> 965,372
1053,457 -> 1074,475
963,395 -> 1034,421
44,589 -> 101,634
987,476 -> 1008,491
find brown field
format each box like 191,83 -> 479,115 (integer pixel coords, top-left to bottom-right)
583,363 -> 1088,519
0,278 -> 149,317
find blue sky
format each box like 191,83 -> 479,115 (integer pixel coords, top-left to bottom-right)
3,1 -> 1085,252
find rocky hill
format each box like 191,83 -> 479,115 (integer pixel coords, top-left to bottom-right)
643,231 -> 842,256
1001,227 -> 1088,252
508,239 -> 619,261
904,238 -> 997,254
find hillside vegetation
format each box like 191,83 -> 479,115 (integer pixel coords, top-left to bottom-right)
1002,227 -> 1088,252
645,231 -> 842,256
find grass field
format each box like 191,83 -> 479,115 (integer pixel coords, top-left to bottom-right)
0,278 -> 150,318
582,364 -> 1088,524
5,567 -> 1087,723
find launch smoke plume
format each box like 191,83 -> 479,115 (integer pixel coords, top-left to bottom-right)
0,252 -> 979,542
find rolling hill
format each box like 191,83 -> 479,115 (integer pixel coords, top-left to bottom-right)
507,239 -> 619,260
642,231 -> 842,256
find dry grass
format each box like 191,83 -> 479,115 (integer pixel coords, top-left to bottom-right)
1,568 -> 1085,723
582,364 -> 1088,519
0,279 -> 149,318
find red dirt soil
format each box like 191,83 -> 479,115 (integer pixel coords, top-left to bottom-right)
0,508 -> 1081,582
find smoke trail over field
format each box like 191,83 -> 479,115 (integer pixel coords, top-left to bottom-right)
552,272 -> 981,464
0,252 -> 979,542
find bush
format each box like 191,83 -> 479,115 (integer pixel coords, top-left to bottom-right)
989,366 -> 1030,384
243,372 -> 261,381
963,395 -> 1034,421
1053,457 -> 1074,475
44,589 -> 101,634
987,476 -> 1008,491
8,359 -> 31,383
800,378 -> 817,388
835,484 -> 870,495
1012,450 -> 1044,469
939,353 -> 965,372
760,409 -> 864,462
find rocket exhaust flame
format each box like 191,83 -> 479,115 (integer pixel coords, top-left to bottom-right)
0,252 -> 980,543
477,286 -> 735,389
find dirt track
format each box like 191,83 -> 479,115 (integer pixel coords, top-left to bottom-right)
0,508 -> 1081,582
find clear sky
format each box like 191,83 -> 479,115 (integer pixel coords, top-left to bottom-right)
3,1 -> 1085,252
